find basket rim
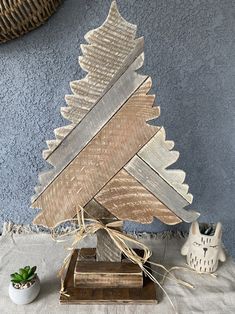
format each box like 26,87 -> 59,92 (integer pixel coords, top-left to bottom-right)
0,0 -> 60,15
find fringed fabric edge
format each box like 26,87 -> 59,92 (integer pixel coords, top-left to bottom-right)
2,221 -> 188,239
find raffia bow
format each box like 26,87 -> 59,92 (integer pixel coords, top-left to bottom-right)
52,206 -> 196,313
52,206 -> 152,289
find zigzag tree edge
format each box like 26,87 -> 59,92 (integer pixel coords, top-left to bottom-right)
32,0 -> 147,203
95,169 -> 182,225
32,78 -> 161,227
43,1 -> 141,160
32,53 -> 147,203
95,128 -> 199,224
138,127 -> 193,203
31,1 -> 199,227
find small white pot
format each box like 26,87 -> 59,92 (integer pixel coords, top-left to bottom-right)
9,277 -> 40,305
181,221 -> 226,273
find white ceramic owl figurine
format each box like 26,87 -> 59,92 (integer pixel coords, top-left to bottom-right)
181,221 -> 226,273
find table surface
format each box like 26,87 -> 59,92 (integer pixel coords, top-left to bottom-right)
0,232 -> 234,314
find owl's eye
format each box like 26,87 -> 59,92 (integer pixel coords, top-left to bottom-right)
193,242 -> 201,247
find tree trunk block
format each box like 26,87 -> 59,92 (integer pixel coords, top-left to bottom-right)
96,229 -> 122,262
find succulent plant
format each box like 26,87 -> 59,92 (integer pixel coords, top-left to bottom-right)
10,266 -> 37,285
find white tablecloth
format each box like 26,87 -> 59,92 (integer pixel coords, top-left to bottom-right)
0,231 -> 234,314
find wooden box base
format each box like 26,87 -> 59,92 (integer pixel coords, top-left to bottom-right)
60,249 -> 157,304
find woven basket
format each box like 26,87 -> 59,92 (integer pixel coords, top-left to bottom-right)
0,0 -> 62,43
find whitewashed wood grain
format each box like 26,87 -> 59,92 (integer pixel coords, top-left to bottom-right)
32,54 -> 147,203
33,0 -> 148,203
42,1 -> 144,159
96,229 -> 122,262
32,78 -> 160,227
84,199 -> 117,221
138,127 -> 193,203
124,155 -> 199,223
95,169 -> 181,225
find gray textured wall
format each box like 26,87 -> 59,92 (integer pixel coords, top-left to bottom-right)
0,0 -> 234,256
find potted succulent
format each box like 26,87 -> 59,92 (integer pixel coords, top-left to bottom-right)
9,266 -> 40,305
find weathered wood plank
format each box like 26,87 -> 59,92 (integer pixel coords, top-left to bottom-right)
124,156 -> 199,223
60,248 -> 157,304
77,248 -> 96,262
74,260 -> 143,288
96,229 -> 122,262
95,169 -> 181,225
96,230 -> 121,264
84,199 -> 117,221
87,177 -> 130,263
33,78 -> 160,227
138,127 -> 193,203
42,1 -> 142,158
84,199 -> 122,262
32,51 -> 147,202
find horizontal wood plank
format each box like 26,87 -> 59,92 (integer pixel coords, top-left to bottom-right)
74,260 -> 143,288
77,248 -> 96,262
60,249 -> 157,304
75,262 -> 142,274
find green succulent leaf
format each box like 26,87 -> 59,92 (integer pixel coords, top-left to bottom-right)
24,266 -> 30,272
10,266 -> 37,283
15,274 -> 23,280
19,268 -> 26,276
27,274 -> 36,281
19,269 -> 28,280
22,272 -> 28,280
13,274 -> 23,281
31,266 -> 37,273
28,266 -> 37,277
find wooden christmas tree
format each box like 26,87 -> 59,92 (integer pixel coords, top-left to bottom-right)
31,1 -> 199,303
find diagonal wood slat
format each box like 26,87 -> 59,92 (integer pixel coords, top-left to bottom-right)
42,1 -> 143,159
31,0 -> 199,230
138,127 -> 193,203
32,51 -> 146,203
32,78 -> 160,227
124,155 -> 199,223
95,169 -> 181,225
